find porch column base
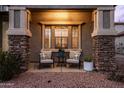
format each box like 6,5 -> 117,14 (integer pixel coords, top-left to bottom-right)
92,35 -> 116,72
8,35 -> 30,71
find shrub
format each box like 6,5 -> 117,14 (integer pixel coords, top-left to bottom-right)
0,51 -> 21,81
84,55 -> 92,62
107,71 -> 124,82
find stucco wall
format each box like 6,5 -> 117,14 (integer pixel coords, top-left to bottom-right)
81,22 -> 93,56
30,23 -> 41,62
2,21 -> 9,51
0,14 -> 9,51
30,10 -> 93,62
0,19 -> 2,49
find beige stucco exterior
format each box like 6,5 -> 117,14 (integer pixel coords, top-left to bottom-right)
2,21 -> 9,51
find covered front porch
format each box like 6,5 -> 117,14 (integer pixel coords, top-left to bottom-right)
1,5 -> 116,72
29,9 -> 93,70
29,9 -> 93,62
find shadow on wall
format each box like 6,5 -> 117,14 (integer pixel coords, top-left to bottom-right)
81,22 -> 93,56
30,23 -> 42,62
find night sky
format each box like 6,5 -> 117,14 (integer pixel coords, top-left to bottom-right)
115,5 -> 124,22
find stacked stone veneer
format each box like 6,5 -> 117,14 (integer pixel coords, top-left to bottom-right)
93,35 -> 117,72
8,35 -> 30,71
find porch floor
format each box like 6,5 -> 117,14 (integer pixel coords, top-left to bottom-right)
28,63 -> 84,72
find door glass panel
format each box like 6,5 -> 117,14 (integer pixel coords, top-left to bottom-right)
55,28 -> 68,49
72,26 -> 79,49
44,26 -> 51,49
61,29 -> 68,36
55,29 -> 61,37
55,29 -> 68,37
55,37 -> 68,48
55,37 -> 61,48
62,38 -> 68,48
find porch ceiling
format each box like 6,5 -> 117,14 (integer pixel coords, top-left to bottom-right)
31,10 -> 93,24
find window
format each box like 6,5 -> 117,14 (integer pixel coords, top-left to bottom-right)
72,26 -> 79,49
43,25 -> 79,49
103,10 -> 110,29
14,10 -> 20,28
44,26 -> 51,49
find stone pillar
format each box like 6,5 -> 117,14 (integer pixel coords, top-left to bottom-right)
92,7 -> 117,72
7,6 -> 32,71
92,35 -> 116,71
8,35 -> 30,70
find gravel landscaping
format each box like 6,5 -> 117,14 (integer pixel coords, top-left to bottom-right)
0,72 -> 124,88
0,55 -> 123,88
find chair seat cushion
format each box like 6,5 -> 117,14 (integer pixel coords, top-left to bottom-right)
40,59 -> 53,63
66,59 -> 79,64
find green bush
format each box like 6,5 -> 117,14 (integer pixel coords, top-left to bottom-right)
0,51 -> 21,81
84,55 -> 92,62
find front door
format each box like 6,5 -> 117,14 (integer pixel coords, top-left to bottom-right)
55,27 -> 68,49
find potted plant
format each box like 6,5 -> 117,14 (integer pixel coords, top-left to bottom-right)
83,55 -> 93,71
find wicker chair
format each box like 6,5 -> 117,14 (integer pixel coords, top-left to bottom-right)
39,51 -> 54,69
66,51 -> 81,69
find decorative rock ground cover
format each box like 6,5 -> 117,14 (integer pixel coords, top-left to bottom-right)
0,72 -> 124,88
